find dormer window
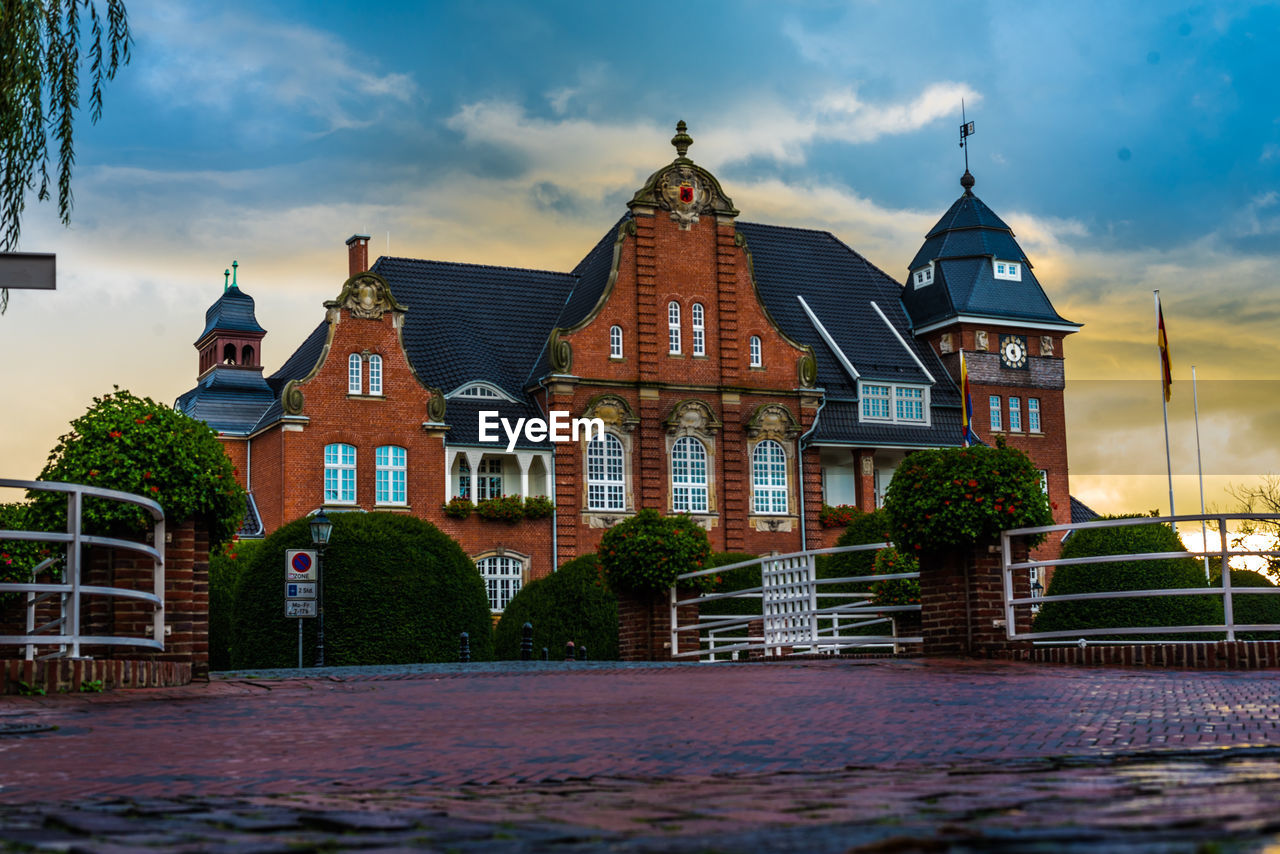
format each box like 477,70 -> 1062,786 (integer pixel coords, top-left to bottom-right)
993,259 -> 1022,281
859,381 -> 930,425
912,264 -> 934,289
447,381 -> 518,402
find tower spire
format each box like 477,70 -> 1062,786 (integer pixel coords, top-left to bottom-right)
671,120 -> 693,160
959,100 -> 976,195
224,269 -> 230,292
232,260 -> 239,288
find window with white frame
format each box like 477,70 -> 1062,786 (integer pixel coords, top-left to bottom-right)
476,555 -> 523,613
368,355 -> 383,396
478,457 -> 503,500
348,354 -> 362,395
894,387 -> 925,422
692,303 -> 705,356
671,436 -> 709,513
668,301 -> 681,354
375,445 -> 406,505
912,264 -> 934,288
752,440 -> 788,514
749,335 -> 762,367
455,456 -> 471,499
1028,397 -> 1041,433
1009,396 -> 1022,431
989,396 -> 1002,431
454,383 -> 503,400
610,325 -> 623,358
861,384 -> 891,420
993,259 -> 1022,281
1039,469 -> 1048,494
586,433 -> 626,510
324,443 -> 356,504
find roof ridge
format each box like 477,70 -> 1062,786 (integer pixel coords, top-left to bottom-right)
375,256 -> 573,278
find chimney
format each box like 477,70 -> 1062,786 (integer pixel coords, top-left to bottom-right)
346,234 -> 371,277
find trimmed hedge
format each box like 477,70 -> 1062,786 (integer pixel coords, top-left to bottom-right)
493,553 -> 619,660
696,552 -> 764,619
230,512 -> 492,668
1213,568 -> 1280,640
1032,517 -> 1222,639
208,539 -> 260,672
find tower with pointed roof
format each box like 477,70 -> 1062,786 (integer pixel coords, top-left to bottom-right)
902,170 -> 1081,552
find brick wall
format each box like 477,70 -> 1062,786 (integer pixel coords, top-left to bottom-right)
617,587 -> 700,661
919,540 -> 1031,658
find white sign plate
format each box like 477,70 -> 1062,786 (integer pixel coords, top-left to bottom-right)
285,549 -> 318,581
285,599 -> 317,618
286,582 -> 317,599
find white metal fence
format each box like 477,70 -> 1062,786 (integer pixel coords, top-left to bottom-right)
0,479 -> 166,660
669,543 -> 921,661
1002,513 -> 1280,643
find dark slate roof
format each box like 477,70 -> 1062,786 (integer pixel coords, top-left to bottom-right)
1070,495 -> 1100,524
239,492 -> 265,539
442,397 -> 553,450
900,189 -> 1078,331
267,321 -> 327,395
175,367 -> 275,434
806,401 -> 964,448
372,256 -> 577,401
196,286 -> 266,343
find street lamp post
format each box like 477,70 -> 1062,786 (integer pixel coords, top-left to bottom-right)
309,511 -> 333,667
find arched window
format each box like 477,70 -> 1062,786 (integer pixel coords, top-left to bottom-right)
749,335 -> 762,367
610,325 -> 623,359
222,343 -> 237,364
752,440 -> 788,514
668,301 -> 681,354
348,354 -> 362,395
671,436 -> 708,513
324,443 -> 356,504
692,303 -> 705,356
368,354 -> 383,396
241,345 -> 254,366
586,433 -> 625,511
375,445 -> 406,505
476,555 -> 524,613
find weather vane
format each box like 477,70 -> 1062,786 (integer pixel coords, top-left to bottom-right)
959,99 -> 975,173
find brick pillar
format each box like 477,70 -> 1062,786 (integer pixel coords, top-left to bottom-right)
918,539 -> 1030,658
159,520 -> 210,680
617,587 -> 699,661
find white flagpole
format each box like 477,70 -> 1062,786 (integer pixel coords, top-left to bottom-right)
1155,290 -> 1176,534
1193,365 -> 1209,580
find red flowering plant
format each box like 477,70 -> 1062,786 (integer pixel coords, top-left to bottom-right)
819,504 -> 859,528
441,497 -> 474,519
598,508 -> 712,593
868,547 -> 921,607
884,445 -> 1051,552
29,388 -> 244,548
0,501 -> 54,593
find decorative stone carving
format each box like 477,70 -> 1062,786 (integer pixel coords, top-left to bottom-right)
584,394 -> 639,430
548,328 -> 573,373
939,333 -> 954,354
974,330 -> 989,350
325,273 -> 407,320
426,387 -> 446,422
861,454 -> 875,476
1041,335 -> 1055,357
658,165 -> 713,229
281,380 -> 304,415
586,513 -> 627,529
797,352 -> 818,388
746,404 -> 799,442
753,516 -> 794,533
664,399 -> 721,435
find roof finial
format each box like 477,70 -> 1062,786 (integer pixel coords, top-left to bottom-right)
671,120 -> 693,160
223,269 -> 230,292
959,99 -> 976,196
231,260 -> 239,288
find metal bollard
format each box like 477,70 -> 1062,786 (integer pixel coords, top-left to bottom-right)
459,631 -> 470,663
541,647 -> 549,661
521,622 -> 533,661
576,644 -> 587,661
564,640 -> 575,661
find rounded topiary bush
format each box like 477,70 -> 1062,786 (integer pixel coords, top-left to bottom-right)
493,553 -> 619,660
230,512 -> 492,668
1032,517 -> 1222,640
599,509 -> 711,593
885,446 -> 1052,551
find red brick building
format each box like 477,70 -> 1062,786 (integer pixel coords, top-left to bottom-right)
178,123 -> 1083,611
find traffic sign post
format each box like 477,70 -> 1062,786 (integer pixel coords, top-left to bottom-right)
285,550 -> 319,666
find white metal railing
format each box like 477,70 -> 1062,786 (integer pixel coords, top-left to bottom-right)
669,543 -> 921,661
1002,513 -> 1280,644
0,479 -> 166,660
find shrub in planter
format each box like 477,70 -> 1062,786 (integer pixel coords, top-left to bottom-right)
884,446 -> 1052,552
493,553 -> 619,660
231,512 -> 492,667
819,504 -> 858,528
30,389 -> 244,548
475,495 -> 524,523
599,509 -> 711,594
1031,517 -> 1222,640
441,497 -> 473,519
522,496 -> 554,520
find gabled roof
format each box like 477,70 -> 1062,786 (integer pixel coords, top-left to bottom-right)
900,183 -> 1078,332
196,286 -> 265,343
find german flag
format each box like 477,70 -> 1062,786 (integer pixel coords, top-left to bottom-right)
1156,292 -> 1172,402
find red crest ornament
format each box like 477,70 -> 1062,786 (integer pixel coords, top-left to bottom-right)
679,183 -> 695,204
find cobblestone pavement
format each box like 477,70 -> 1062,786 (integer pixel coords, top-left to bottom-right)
3,658 -> 1280,851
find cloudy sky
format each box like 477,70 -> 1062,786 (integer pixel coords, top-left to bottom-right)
3,0 -> 1279,521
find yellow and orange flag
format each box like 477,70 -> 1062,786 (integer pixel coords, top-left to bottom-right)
1156,292 -> 1172,401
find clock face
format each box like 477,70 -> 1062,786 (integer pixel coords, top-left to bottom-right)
1000,334 -> 1028,370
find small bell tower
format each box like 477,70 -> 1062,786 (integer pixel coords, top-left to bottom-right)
194,261 -> 267,379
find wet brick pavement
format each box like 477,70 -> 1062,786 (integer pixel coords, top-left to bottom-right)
3,658 -> 1280,851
